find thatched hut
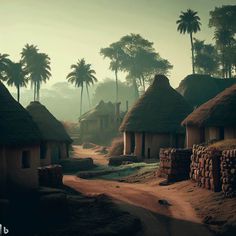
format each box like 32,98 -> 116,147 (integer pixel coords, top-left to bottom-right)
182,84 -> 236,148
120,75 -> 193,159
0,82 -> 41,194
79,101 -> 121,144
26,101 -> 72,166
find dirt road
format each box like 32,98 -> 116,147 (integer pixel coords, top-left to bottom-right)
64,146 -> 213,236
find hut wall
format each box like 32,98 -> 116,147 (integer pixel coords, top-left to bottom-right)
224,127 -> 236,139
134,133 -> 142,157
59,142 -> 69,159
204,127 -> 220,141
5,146 -> 40,190
145,133 -> 170,158
186,126 -> 202,148
0,148 -> 7,195
124,132 -> 131,155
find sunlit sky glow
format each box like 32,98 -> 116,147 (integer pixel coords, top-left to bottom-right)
0,0 -> 235,90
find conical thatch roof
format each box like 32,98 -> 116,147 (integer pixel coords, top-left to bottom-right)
177,74 -> 236,108
120,75 -> 193,133
182,84 -> 236,127
79,100 -> 115,122
26,101 -> 72,143
0,82 -> 41,146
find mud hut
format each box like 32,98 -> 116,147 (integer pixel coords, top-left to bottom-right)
120,75 -> 193,159
79,101 -> 121,144
0,82 -> 41,194
26,101 -> 72,166
182,84 -> 236,148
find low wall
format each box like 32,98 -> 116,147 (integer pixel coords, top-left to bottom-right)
221,149 -> 236,197
38,165 -> 63,188
159,148 -> 192,181
190,145 -> 221,192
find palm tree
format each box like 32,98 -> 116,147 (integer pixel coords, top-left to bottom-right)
0,54 -> 11,81
67,58 -> 97,116
6,61 -> 28,102
100,42 -> 123,103
177,9 -> 201,74
21,44 -> 51,101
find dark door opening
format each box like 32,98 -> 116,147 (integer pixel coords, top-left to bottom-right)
200,128 -> 205,143
142,132 -> 145,157
130,133 -> 135,154
219,127 -> 224,140
147,148 -> 151,159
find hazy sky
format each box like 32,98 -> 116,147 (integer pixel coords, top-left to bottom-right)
0,0 -> 235,90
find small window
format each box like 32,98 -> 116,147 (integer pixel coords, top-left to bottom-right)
22,151 -> 31,169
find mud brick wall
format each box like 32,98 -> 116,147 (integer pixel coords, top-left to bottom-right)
38,165 -> 63,188
190,145 -> 221,192
221,150 -> 236,197
159,148 -> 192,181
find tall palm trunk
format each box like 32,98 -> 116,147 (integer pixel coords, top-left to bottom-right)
17,85 -> 20,102
115,69 -> 118,103
33,81 -> 36,101
190,32 -> 195,74
86,83 -> 91,108
80,85 -> 84,117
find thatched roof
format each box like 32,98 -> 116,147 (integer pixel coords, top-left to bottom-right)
182,84 -> 236,127
0,82 -> 41,146
26,101 -> 72,143
120,75 -> 193,133
79,101 -> 115,122
177,74 -> 236,108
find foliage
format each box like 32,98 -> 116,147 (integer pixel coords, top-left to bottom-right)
177,9 -> 201,74
6,61 -> 28,102
92,78 -> 135,110
209,5 -> 236,78
193,38 -> 219,76
0,54 -> 11,81
67,58 -> 97,116
21,44 -> 51,101
101,34 -> 172,99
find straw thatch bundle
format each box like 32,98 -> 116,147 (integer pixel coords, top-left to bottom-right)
26,101 -> 72,143
0,82 -> 41,146
182,84 -> 236,127
120,75 -> 192,133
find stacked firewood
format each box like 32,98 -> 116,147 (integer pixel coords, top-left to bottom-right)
190,145 -> 221,192
38,165 -> 63,188
159,148 -> 192,181
221,149 -> 236,197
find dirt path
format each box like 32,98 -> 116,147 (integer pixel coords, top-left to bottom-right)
72,145 -> 109,165
64,146 -> 213,236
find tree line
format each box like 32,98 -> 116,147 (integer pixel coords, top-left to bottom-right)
0,5 -> 235,117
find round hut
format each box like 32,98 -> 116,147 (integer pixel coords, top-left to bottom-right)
0,82 -> 41,194
120,74 -> 193,159
26,101 -> 72,166
182,84 -> 236,148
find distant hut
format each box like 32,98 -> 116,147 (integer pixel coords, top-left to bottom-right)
120,75 -> 193,159
26,101 -> 72,166
182,84 -> 236,148
79,101 -> 121,143
0,82 -> 41,194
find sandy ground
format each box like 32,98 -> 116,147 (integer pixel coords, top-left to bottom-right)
72,145 -> 109,165
64,145 -> 214,236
